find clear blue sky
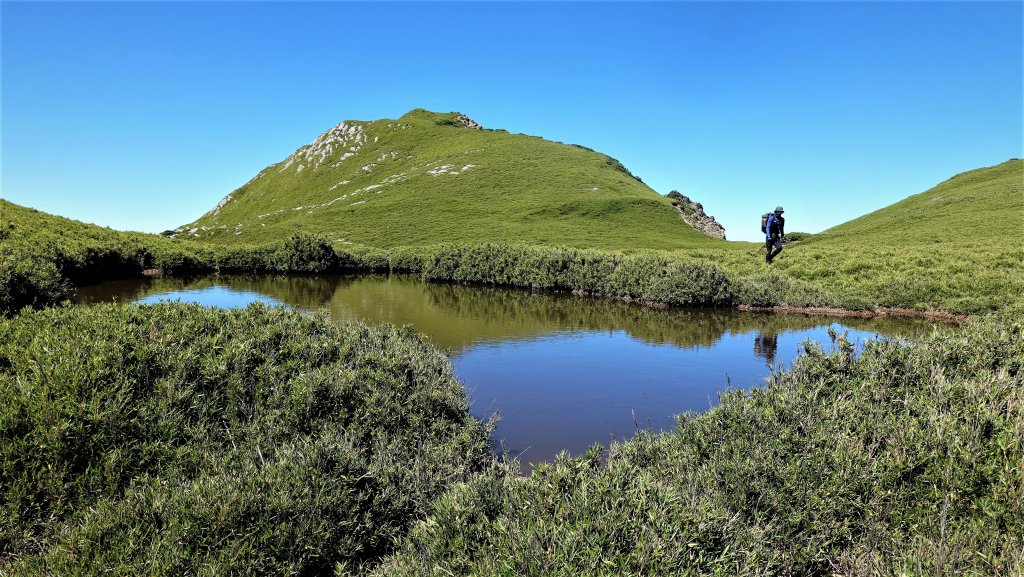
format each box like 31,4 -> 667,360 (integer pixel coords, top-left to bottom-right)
3,1 -> 1021,242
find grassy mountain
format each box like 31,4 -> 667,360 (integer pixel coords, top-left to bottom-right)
819,158 -> 1023,243
178,109 -> 716,249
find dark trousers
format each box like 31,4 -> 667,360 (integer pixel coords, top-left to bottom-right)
765,237 -> 782,263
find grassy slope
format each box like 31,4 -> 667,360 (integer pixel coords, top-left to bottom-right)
181,109 -> 715,250
665,159 -> 1024,313
820,158 -> 1023,243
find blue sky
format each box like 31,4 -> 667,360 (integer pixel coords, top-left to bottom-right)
3,1 -> 1021,242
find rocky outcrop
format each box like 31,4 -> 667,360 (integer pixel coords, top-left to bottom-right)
667,190 -> 726,240
453,115 -> 483,130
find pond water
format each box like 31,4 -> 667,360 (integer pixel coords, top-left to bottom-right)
76,274 -> 939,468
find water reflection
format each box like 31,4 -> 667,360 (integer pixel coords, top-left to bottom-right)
75,274 -> 940,469
76,274 -> 937,352
753,332 -> 779,368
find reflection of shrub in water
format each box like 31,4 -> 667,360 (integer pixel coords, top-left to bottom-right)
420,280 -> 842,350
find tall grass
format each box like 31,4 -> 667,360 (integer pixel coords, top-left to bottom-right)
0,303 -> 492,575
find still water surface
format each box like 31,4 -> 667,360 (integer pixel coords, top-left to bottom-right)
76,275 -> 937,467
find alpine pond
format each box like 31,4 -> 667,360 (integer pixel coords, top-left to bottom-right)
76,274 -> 939,468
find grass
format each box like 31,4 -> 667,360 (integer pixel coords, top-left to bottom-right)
0,303 -> 492,575
375,309 -> 1024,576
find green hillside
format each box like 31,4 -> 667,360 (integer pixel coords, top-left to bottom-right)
639,158 -> 1023,314
819,158 -> 1023,242
178,109 -> 715,249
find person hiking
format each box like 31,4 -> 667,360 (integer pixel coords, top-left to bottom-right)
765,206 -> 785,263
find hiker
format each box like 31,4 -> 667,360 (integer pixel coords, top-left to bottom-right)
764,206 -> 785,263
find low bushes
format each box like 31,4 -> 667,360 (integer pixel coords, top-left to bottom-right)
0,303 -> 492,575
0,244 -> 71,313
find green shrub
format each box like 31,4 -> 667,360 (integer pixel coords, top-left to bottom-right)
647,259 -> 733,306
388,246 -> 428,273
605,253 -> 671,299
0,245 -> 71,315
272,232 -> 342,273
347,244 -> 390,271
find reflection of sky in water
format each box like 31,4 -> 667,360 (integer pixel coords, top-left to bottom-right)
135,286 -> 284,308
81,279 -> 922,472
454,325 -> 887,467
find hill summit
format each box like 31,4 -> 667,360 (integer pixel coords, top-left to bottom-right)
176,109 -> 720,249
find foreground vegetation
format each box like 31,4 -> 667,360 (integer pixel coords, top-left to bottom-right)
1,303 -> 1019,575
377,309 -> 1024,576
0,303 -> 491,574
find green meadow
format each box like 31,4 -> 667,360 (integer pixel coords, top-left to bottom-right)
1,112 -> 1022,574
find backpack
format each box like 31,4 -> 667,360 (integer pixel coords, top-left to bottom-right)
760,213 -> 770,234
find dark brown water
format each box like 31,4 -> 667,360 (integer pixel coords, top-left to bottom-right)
75,274 -> 940,468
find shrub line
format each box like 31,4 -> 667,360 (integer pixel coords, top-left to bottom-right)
0,230 -> 998,319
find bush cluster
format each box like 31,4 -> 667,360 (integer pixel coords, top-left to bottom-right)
0,303 -> 492,575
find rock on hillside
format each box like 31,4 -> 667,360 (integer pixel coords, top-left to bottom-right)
667,191 -> 726,240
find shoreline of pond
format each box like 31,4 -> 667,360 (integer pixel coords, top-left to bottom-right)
138,267 -> 969,324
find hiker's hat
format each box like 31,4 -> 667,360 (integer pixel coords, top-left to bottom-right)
774,206 -> 784,213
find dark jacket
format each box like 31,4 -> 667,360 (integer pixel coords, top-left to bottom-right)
766,213 -> 785,240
